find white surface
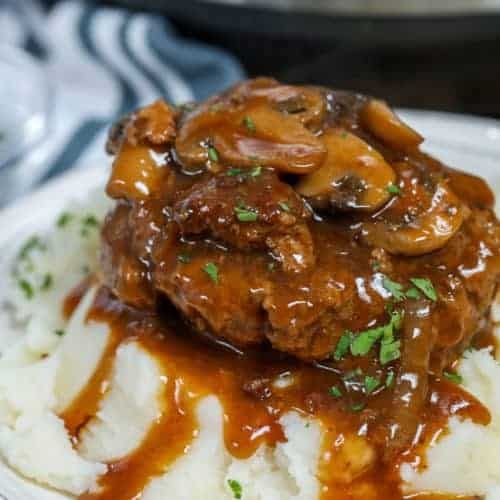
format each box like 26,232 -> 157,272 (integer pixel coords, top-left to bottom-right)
0,110 -> 499,499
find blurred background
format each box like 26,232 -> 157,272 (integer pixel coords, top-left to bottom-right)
100,0 -> 500,116
94,0 -> 500,117
1,0 -> 500,205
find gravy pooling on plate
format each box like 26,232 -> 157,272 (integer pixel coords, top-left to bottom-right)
65,78 -> 500,499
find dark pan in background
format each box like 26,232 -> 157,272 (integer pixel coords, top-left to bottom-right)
105,0 -> 500,117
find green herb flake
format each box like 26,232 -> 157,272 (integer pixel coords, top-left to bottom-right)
387,183 -> 401,195
19,280 -> 34,299
177,253 -> 191,264
305,422 -> 311,428
443,371 -> 463,384
18,236 -> 45,260
350,326 -> 385,357
227,168 -> 243,176
380,310 -> 403,365
351,310 -> 402,358
364,375 -> 380,395
350,402 -> 365,412
405,287 -> 421,300
278,201 -> 290,212
382,276 -> 406,301
410,277 -> 438,302
329,386 -> 342,398
380,339 -> 401,365
208,146 -> 219,162
57,212 -> 74,228
227,165 -> 262,178
234,205 -> 258,222
372,261 -> 381,272
250,165 -> 262,177
340,131 -> 348,139
54,329 -> 65,337
203,262 -> 219,284
385,371 -> 395,388
242,115 -> 256,133
41,273 -> 53,291
267,262 -> 276,272
83,214 -> 99,227
333,331 -> 353,361
227,479 -> 242,499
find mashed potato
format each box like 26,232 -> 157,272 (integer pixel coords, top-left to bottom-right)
0,190 -> 500,499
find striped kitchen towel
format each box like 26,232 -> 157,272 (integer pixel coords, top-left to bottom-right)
4,0 -> 244,200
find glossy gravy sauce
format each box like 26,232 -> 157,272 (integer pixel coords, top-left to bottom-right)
61,286 -> 490,500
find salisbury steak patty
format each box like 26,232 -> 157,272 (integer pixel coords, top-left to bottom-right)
99,79 -> 500,453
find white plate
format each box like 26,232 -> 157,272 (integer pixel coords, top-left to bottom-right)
0,110 -> 499,499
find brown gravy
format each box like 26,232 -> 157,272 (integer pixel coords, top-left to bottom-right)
61,286 -> 490,500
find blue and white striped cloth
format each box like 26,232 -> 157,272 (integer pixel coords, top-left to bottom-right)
6,0 -> 244,196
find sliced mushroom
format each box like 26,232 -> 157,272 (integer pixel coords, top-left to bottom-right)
251,84 -> 326,130
175,80 -> 327,173
107,143 -> 169,201
213,104 -> 326,173
362,181 -> 464,256
361,99 -> 423,151
295,128 -> 396,212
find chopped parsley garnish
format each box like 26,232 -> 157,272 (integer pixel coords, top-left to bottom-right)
250,165 -> 262,177
380,338 -> 401,365
443,371 -> 463,384
208,146 -> 219,162
18,236 -> 45,260
54,329 -> 65,337
350,402 -> 365,412
227,168 -> 243,176
19,280 -> 34,299
227,479 -> 242,499
385,371 -> 395,388
382,276 -> 406,301
329,386 -> 342,398
177,253 -> 191,264
405,287 -> 421,300
41,273 -> 53,291
350,310 -> 402,358
203,262 -> 219,284
350,310 -> 403,365
387,183 -> 401,195
372,261 -> 381,272
409,277 -> 438,302
83,214 -> 99,227
350,326 -> 385,357
333,331 -> 353,361
57,212 -> 74,228
267,262 -> 276,272
340,131 -> 348,139
364,375 -> 380,395
227,165 -> 262,178
234,205 -> 258,222
278,201 -> 290,212
242,115 -> 256,133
